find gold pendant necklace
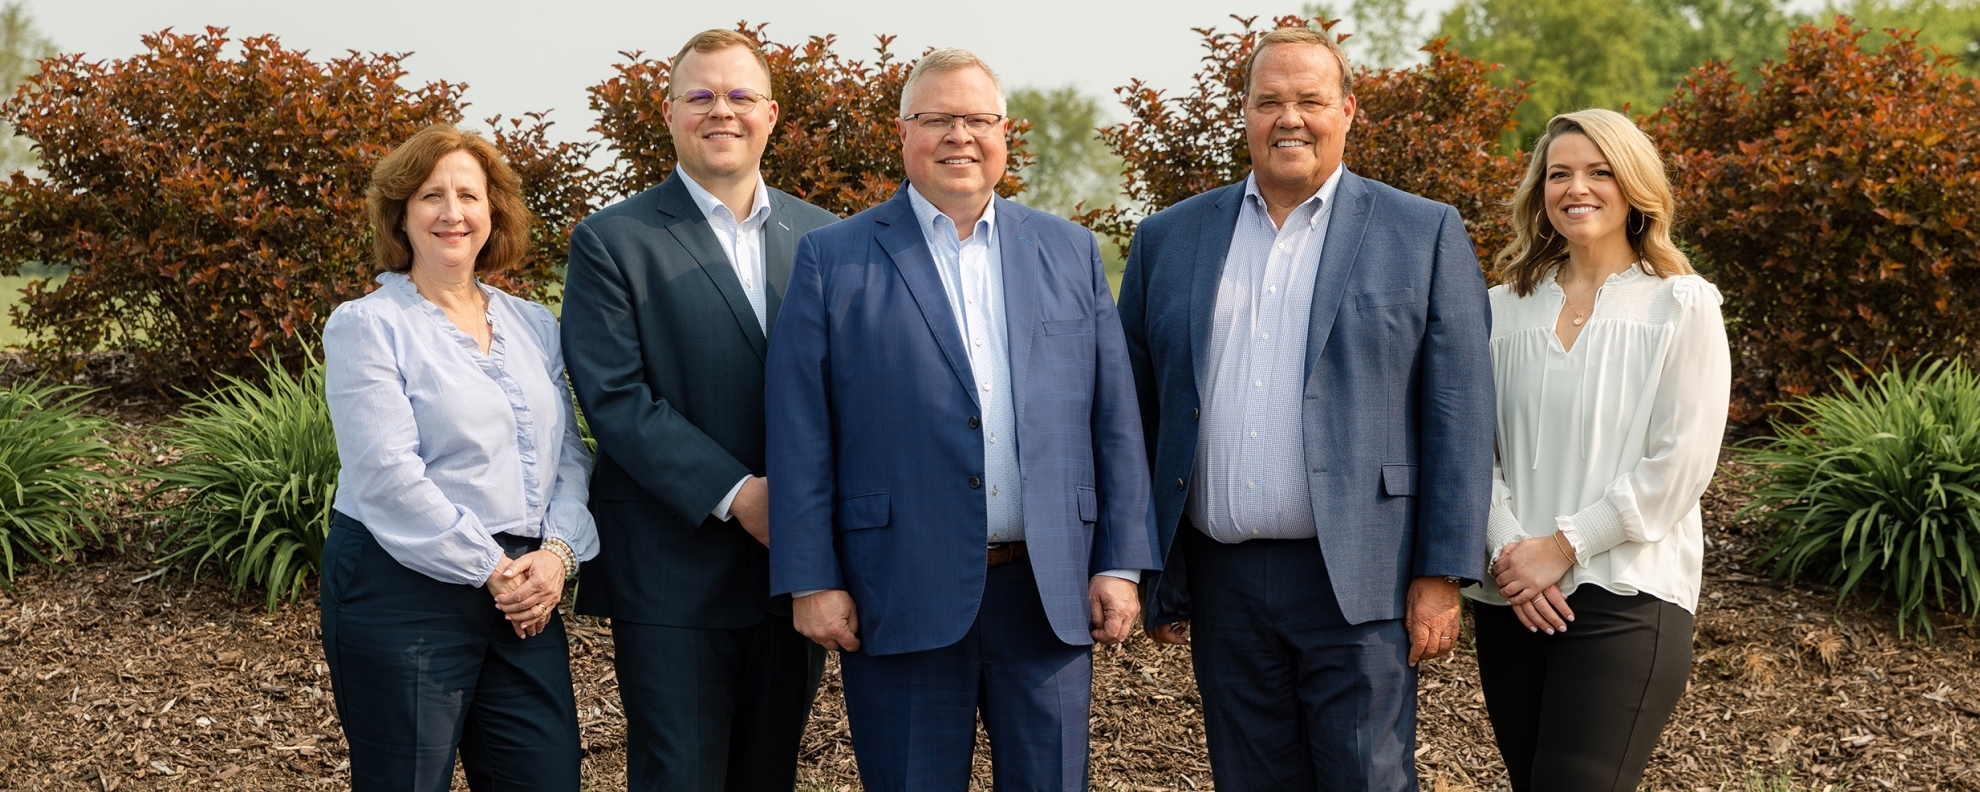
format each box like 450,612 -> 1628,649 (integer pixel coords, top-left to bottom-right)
1566,302 -> 1589,327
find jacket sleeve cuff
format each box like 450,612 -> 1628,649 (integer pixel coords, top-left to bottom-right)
1486,503 -> 1525,564
1557,497 -> 1627,561
1095,569 -> 1142,584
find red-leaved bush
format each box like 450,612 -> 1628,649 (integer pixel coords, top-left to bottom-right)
0,29 -> 599,381
1077,15 -> 1527,267
587,22 -> 1031,218
1649,18 -> 1980,422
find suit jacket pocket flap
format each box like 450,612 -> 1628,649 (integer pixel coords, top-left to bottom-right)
1043,316 -> 1096,336
1355,288 -> 1417,309
1076,486 -> 1098,522
1381,464 -> 1418,497
834,492 -> 891,531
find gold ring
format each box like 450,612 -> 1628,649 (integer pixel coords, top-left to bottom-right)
535,603 -> 547,614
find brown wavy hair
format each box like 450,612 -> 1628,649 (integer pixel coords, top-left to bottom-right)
365,123 -> 531,276
1494,109 -> 1691,297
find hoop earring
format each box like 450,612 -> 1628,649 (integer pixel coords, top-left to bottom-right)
1629,210 -> 1648,236
1535,212 -> 1556,242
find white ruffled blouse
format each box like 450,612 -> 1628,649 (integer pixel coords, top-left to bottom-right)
1463,265 -> 1731,613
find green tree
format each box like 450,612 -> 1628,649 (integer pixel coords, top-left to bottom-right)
1007,85 -> 1120,218
0,1 -> 55,173
1638,0 -> 1804,90
1439,0 -> 1659,142
1831,0 -> 1980,74
1307,0 -> 1429,67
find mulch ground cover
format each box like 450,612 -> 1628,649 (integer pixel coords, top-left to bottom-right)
4,375 -> 1980,790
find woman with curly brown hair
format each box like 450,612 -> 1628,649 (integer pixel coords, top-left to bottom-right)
1467,108 -> 1731,791
319,123 -> 595,792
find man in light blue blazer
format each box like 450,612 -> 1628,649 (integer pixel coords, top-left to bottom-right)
1117,27 -> 1494,791
765,48 -> 1158,791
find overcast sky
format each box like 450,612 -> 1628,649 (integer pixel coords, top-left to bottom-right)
24,0 -> 1470,144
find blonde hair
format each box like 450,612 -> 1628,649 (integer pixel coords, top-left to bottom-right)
1246,26 -> 1354,101
1495,108 -> 1691,297
668,29 -> 773,98
898,48 -> 1006,116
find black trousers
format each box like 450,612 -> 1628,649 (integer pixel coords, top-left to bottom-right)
319,512 -> 580,792
612,615 -> 825,792
1184,526 -> 1419,792
1473,586 -> 1693,792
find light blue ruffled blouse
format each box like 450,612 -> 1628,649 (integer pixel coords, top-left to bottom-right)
324,272 -> 598,586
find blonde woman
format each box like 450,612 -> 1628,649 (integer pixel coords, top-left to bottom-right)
1468,108 -> 1730,791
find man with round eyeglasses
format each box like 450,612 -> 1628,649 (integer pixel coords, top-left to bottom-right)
767,47 -> 1157,791
560,28 -> 838,792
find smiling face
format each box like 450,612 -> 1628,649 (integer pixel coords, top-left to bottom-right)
1245,42 -> 1356,201
403,149 -> 491,275
665,45 -> 779,183
1542,132 -> 1631,249
896,66 -> 1008,215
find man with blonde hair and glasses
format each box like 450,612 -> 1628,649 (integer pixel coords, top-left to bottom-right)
1118,26 -> 1495,790
560,28 -> 838,792
766,48 -> 1158,791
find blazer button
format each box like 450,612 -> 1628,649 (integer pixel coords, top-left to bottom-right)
1193,408 -> 1199,418
969,416 -> 981,429
969,476 -> 983,489
1176,478 -> 1186,491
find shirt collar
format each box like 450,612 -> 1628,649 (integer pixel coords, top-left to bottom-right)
906,183 -> 997,245
676,168 -> 772,226
1241,163 -> 1346,228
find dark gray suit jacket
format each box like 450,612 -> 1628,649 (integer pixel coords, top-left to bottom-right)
562,173 -> 837,629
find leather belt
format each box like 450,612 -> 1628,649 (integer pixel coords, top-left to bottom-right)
987,541 -> 1028,569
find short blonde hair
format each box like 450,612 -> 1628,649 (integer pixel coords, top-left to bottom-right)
365,124 -> 531,276
1246,26 -> 1354,102
898,48 -> 1006,116
668,29 -> 773,98
1495,108 -> 1692,297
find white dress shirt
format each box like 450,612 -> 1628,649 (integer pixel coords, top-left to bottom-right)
1465,266 -> 1730,612
1188,166 -> 1342,543
324,272 -> 599,586
677,169 -> 775,523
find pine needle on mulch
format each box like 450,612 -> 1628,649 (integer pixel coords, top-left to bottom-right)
4,413 -> 1980,791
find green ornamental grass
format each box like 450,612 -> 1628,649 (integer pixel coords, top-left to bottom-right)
0,380 -> 117,581
153,355 -> 338,609
1739,358 -> 1980,639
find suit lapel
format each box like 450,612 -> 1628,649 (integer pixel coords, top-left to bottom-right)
999,201 -> 1039,428
1303,171 -> 1373,383
1189,185 -> 1244,396
876,191 -> 981,408
656,175 -> 769,360
764,193 -> 797,336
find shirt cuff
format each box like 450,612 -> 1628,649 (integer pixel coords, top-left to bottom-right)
1485,502 -> 1525,564
792,589 -> 829,599
1095,569 -> 1141,584
710,476 -> 752,522
542,497 -> 600,563
1557,497 -> 1627,562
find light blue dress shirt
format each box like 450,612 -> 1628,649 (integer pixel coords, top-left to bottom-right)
324,272 -> 599,586
1188,166 -> 1343,543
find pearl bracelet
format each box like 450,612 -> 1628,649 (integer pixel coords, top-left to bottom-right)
542,537 -> 579,580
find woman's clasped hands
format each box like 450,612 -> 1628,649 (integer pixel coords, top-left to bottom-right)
486,550 -> 568,639
1491,533 -> 1579,635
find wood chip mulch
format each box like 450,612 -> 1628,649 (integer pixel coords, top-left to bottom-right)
5,429 -> 1980,791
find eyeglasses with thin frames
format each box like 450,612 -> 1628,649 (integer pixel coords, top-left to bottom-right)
672,88 -> 767,115
901,112 -> 1006,135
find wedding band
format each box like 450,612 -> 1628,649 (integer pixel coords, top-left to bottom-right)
535,603 -> 547,614
1441,636 -> 1452,641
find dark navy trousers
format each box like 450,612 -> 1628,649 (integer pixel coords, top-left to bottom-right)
838,558 -> 1093,792
1184,526 -> 1419,792
320,511 -> 580,792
